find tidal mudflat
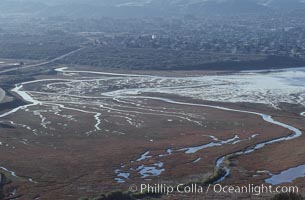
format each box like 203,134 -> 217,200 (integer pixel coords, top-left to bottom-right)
0,66 -> 304,199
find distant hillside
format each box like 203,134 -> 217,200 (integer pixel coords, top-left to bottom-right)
1,0 -> 305,18
261,0 -> 305,10
0,0 -> 46,14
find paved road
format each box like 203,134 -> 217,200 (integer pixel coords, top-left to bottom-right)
0,48 -> 83,75
0,88 -> 5,103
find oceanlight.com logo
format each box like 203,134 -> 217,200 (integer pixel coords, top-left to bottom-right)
210,184 -> 299,196
129,183 -> 299,196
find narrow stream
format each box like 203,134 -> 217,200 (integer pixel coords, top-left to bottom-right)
265,164 -> 305,185
114,95 -> 303,184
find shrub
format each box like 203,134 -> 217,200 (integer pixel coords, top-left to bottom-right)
271,192 -> 303,200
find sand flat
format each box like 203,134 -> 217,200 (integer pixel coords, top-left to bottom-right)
0,88 -> 5,103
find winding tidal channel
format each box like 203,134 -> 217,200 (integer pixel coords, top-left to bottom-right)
1,67 -> 305,186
